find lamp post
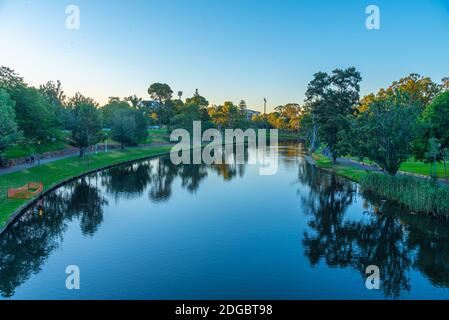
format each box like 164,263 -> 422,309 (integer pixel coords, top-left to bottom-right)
37,140 -> 41,166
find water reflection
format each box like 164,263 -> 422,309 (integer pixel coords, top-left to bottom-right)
1,144 -> 449,299
298,161 -> 449,298
0,176 -> 107,297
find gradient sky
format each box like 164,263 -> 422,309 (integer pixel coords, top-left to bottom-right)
1,0 -> 448,112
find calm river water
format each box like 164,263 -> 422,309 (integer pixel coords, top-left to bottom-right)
1,143 -> 449,299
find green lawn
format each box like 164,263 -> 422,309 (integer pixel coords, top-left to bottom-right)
399,161 -> 449,179
4,141 -> 71,160
0,145 -> 172,228
316,152 -> 449,182
146,128 -> 170,144
342,155 -> 449,180
313,153 -> 367,182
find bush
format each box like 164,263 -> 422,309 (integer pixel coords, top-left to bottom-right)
360,173 -> 449,216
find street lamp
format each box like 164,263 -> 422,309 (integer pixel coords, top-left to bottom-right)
37,140 -> 41,166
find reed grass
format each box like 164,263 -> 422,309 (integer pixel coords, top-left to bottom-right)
360,173 -> 449,216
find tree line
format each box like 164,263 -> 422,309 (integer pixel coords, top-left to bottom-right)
299,68 -> 449,176
0,66 -> 302,165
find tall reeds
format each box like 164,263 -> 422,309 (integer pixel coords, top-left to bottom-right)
360,173 -> 449,216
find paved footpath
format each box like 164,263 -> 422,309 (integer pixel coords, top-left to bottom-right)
336,157 -> 449,186
0,143 -> 173,177
0,153 -> 79,176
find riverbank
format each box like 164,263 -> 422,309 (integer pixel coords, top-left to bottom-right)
0,145 -> 173,231
309,153 -> 368,182
308,153 -> 449,217
0,135 -> 293,234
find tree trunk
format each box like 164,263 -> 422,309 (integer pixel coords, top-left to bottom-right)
443,159 -> 447,177
79,147 -> 85,158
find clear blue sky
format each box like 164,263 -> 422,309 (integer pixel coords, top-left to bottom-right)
1,0 -> 448,111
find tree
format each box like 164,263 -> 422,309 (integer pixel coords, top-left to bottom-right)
0,89 -> 22,167
125,95 -> 142,109
186,89 -> 209,108
305,67 -> 362,162
110,107 -> 148,150
359,92 -> 421,175
148,83 -> 173,103
337,114 -> 370,162
385,73 -> 441,108
275,103 -> 302,132
185,90 -> 210,123
238,100 -> 247,119
102,97 -> 133,128
222,101 -> 239,128
39,80 -> 66,108
0,66 -> 25,93
423,91 -> 449,149
171,103 -> 204,134
299,110 -> 319,154
425,138 -> 440,179
12,86 -> 58,142
441,77 -> 449,92
147,83 -> 174,126
39,80 -> 69,128
66,93 -> 103,157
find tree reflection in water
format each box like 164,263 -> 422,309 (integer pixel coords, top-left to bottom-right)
1,146 -> 449,298
0,176 -> 106,297
0,155 -> 243,297
298,160 -> 449,298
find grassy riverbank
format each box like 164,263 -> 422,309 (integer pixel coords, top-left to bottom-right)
312,153 -> 367,182
312,153 -> 449,216
0,145 -> 172,228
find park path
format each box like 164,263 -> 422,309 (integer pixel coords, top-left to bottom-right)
0,143 -> 173,177
336,157 -> 449,186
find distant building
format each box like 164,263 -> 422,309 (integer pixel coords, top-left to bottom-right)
138,100 -> 160,110
244,109 -> 261,120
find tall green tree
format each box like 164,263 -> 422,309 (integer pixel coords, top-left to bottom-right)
186,89 -> 209,108
386,73 -> 440,108
423,91 -> 449,148
0,89 -> 22,167
185,90 -> 210,122
358,92 -> 421,175
147,83 -> 173,126
0,66 -> 25,93
102,97 -> 133,128
305,67 -> 362,162
13,86 -> 58,142
148,83 -> 173,103
39,80 -> 66,108
39,80 -> 69,128
110,107 -> 148,150
66,93 -> 103,157
275,103 -> 302,132
425,137 -> 440,179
